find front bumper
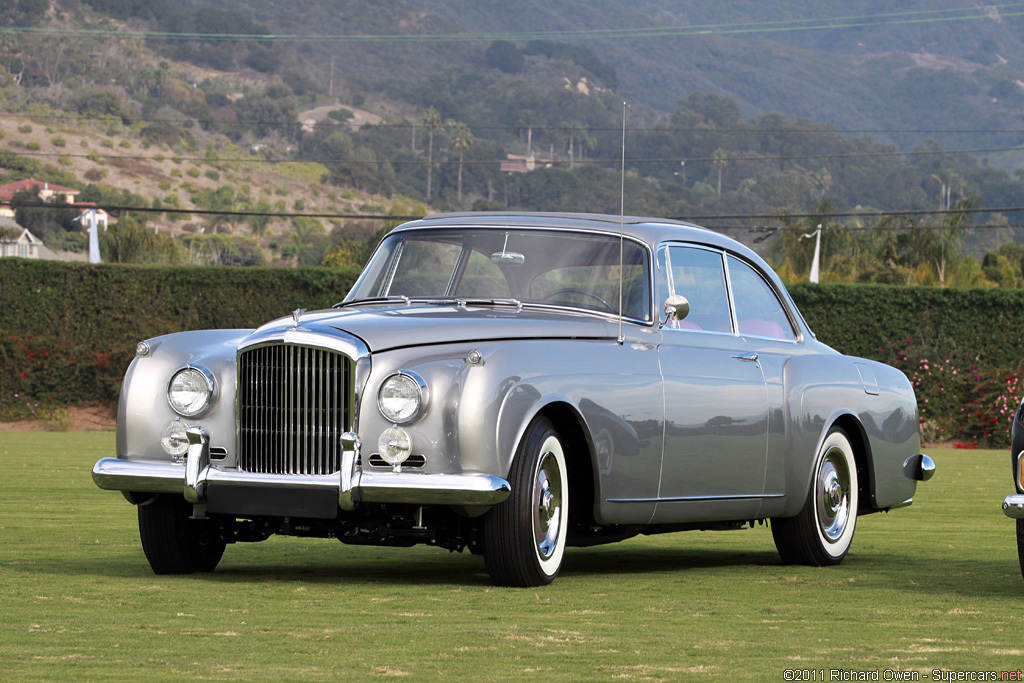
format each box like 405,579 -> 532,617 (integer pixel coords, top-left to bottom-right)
93,427 -> 511,516
1003,494 -> 1024,520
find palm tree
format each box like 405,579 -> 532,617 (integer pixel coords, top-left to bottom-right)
447,120 -> 474,200
712,148 -> 727,195
518,110 -> 539,158
422,107 -> 443,200
566,121 -> 593,168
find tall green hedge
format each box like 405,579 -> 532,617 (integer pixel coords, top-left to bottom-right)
3,261 -> 1024,444
789,283 -> 1024,370
0,260 -> 359,414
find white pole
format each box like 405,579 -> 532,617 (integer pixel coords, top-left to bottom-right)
808,224 -> 821,283
88,209 -> 101,264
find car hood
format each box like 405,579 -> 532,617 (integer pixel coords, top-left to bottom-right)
248,304 -> 621,353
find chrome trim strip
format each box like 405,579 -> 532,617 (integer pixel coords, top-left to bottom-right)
239,325 -> 370,360
606,493 -> 785,503
1003,494 -> 1024,519
93,457 -> 511,508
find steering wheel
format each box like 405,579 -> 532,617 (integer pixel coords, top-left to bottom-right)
542,288 -> 615,312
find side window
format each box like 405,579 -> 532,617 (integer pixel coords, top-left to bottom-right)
727,256 -> 797,340
661,246 -> 732,332
454,249 -> 513,298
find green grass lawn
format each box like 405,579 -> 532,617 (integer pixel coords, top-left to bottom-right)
1,432 -> 1022,681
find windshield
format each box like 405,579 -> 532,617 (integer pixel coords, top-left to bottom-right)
346,228 -> 652,321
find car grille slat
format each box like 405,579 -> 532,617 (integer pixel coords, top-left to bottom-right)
238,344 -> 352,475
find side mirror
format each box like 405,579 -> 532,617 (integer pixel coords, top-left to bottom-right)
663,295 -> 690,324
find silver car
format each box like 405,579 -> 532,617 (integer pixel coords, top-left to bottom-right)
93,212 -> 935,586
1004,397 -> 1024,578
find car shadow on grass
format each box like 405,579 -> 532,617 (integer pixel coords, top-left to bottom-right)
9,542 -> 1021,595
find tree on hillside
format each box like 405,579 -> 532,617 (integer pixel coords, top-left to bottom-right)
566,121 -> 594,167
712,149 -> 727,195
485,41 -> 524,74
11,188 -> 78,241
518,109 -> 540,158
447,119 -> 474,200
422,107 -> 443,200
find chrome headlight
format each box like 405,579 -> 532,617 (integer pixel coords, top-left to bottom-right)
167,365 -> 216,418
377,371 -> 427,424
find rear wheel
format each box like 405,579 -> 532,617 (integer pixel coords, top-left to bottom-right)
772,427 -> 859,566
138,494 -> 226,574
483,417 -> 569,587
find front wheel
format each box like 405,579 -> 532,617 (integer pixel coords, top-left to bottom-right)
138,494 -> 226,574
1017,519 -> 1024,581
772,427 -> 859,566
483,417 -> 569,587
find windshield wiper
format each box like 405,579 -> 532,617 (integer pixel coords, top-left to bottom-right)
333,296 -> 411,308
334,296 -> 525,311
416,297 -> 524,310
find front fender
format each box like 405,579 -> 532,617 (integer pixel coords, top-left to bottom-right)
118,329 -> 251,464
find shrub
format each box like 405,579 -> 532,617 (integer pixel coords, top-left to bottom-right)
52,137 -> 66,147
25,141 -> 40,151
18,124 -> 31,134
0,260 -> 361,415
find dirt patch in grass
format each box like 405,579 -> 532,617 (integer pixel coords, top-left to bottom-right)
0,404 -> 115,432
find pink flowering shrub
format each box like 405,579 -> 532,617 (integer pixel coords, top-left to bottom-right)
881,338 -> 1019,448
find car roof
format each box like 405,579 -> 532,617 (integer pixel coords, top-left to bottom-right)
395,212 -> 761,262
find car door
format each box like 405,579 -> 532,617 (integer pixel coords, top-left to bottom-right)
725,253 -> 801,508
653,244 -> 769,523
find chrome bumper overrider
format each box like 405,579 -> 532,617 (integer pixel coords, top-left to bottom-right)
92,427 -> 511,511
1003,494 -> 1024,519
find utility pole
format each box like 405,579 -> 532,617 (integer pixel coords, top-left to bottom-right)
329,55 -> 335,99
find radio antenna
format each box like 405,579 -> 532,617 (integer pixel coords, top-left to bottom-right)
617,101 -> 627,345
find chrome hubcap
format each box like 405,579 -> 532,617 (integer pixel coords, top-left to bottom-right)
533,451 -> 563,560
816,447 -> 850,543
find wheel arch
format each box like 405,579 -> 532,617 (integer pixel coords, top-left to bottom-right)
825,412 -> 874,513
531,401 -> 599,529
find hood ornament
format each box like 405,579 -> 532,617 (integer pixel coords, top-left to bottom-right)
292,308 -> 306,328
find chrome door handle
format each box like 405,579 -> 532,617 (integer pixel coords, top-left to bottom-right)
731,352 -> 759,362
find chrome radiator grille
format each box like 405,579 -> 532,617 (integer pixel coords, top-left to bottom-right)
237,344 -> 353,475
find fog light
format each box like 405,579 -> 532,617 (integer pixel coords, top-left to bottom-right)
161,420 -> 190,460
378,426 -> 412,471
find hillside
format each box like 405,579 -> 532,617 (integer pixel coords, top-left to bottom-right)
148,0 -> 1024,153
4,1 -> 1024,287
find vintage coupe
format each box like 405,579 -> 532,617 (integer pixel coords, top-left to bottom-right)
1003,396 -> 1024,579
93,212 -> 935,587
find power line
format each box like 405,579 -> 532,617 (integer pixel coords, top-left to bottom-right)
8,143 -> 1023,166
3,4 -> 1024,42
10,201 -> 1024,225
679,205 -> 1024,221
6,111 -> 1024,137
